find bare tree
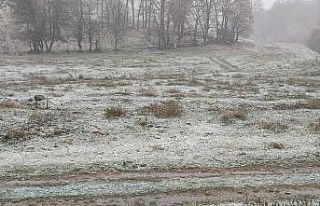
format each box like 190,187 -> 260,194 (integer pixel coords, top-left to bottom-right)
199,0 -> 215,44
44,0 -> 65,52
231,0 -> 254,41
10,0 -> 68,53
69,0 -> 86,51
109,0 -> 126,51
4,0 -> 256,53
0,0 -> 7,9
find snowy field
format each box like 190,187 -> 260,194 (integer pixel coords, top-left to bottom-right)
0,41 -> 320,204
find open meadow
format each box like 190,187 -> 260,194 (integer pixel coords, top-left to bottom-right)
0,41 -> 320,205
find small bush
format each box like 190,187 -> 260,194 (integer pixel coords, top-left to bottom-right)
307,99 -> 320,109
28,112 -> 56,126
1,111 -> 68,143
268,142 -> 285,150
151,144 -> 165,151
149,100 -> 183,118
309,118 -> 320,133
137,116 -> 149,127
220,107 -> 248,123
0,99 -> 19,108
166,89 -> 185,98
1,125 -> 30,142
139,88 -> 157,97
104,107 -> 126,119
258,120 -> 289,133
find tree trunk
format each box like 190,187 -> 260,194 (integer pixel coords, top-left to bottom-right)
159,0 -> 166,49
77,38 -> 83,51
131,0 -> 135,28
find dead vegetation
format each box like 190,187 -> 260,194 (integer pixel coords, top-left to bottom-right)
137,116 -> 149,127
273,99 -> 320,110
104,107 -> 127,119
167,77 -> 203,87
147,100 -> 183,118
0,111 -> 67,143
166,89 -> 185,98
217,107 -> 249,123
87,79 -> 131,88
139,87 -> 157,97
0,99 -> 20,108
0,125 -> 30,142
309,118 -> 320,133
286,78 -> 320,88
257,120 -> 289,133
216,80 -> 260,94
151,144 -> 165,151
268,142 -> 285,150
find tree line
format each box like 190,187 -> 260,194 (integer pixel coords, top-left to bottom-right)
0,0 -> 257,53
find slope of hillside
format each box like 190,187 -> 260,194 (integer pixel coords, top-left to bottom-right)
0,41 -> 319,204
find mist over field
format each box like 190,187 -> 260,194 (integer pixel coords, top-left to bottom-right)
0,0 -> 320,205
253,0 -> 320,48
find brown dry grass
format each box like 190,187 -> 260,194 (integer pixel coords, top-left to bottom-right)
220,107 -> 249,123
0,99 -> 19,108
273,99 -> 320,110
104,107 -> 126,119
139,88 -> 157,97
268,142 -> 285,150
149,100 -> 183,118
137,116 -> 149,127
166,89 -> 185,98
309,118 -> 320,133
257,120 -> 289,133
1,125 -> 30,142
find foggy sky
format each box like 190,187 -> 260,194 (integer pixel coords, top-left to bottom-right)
262,0 -> 277,9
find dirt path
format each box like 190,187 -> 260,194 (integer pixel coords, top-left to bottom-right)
209,56 -> 238,71
1,165 -> 320,205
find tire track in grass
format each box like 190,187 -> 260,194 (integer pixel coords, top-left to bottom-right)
0,166 -> 319,203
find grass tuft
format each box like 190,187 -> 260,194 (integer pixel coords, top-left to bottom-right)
273,99 -> 320,110
1,125 -> 30,142
258,120 -> 289,133
0,99 -> 19,108
149,100 -> 183,118
220,107 -> 248,123
139,87 -> 157,97
104,107 -> 126,119
309,118 -> 320,133
268,142 -> 285,150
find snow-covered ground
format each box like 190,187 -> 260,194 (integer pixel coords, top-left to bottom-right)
0,41 -> 319,204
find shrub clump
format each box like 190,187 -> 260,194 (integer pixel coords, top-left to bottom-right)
104,107 -> 126,119
1,111 -> 70,143
0,125 -> 30,142
220,107 -> 248,123
149,100 -> 183,118
139,87 -> 157,97
309,118 -> 320,133
0,99 -> 19,108
257,120 -> 289,133
268,142 -> 285,150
